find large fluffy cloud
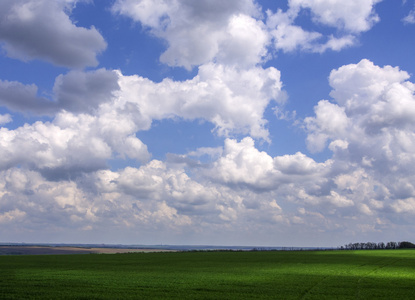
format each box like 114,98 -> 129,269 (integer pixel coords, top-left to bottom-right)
201,138 -> 335,206
0,109 -> 150,180
203,137 -> 331,195
306,59 -> 415,151
0,163 -> 262,243
0,60 -> 282,184
112,0 -> 268,69
113,0 -> 383,61
117,63 -> 283,140
4,59 -> 415,244
0,0 -> 106,68
0,63 -> 282,140
305,59 -> 415,219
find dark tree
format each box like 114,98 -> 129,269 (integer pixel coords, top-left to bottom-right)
398,241 -> 415,249
386,242 -> 397,249
342,241 -> 415,250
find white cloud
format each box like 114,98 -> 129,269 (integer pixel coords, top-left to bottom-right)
204,137 -> 331,193
0,0 -> 106,68
391,198 -> 415,214
0,168 -> 95,229
216,14 -> 270,68
207,137 -> 275,188
0,117 -> 110,176
403,4 -> 415,24
0,59 -> 281,183
112,0 -> 172,28
306,59 -> 415,151
0,110 -> 150,179
305,100 -> 349,152
266,9 -> 322,52
266,0 -> 381,53
289,0 -> 382,33
0,114 -> 12,125
1,121 -> 413,245
315,35 -> 356,53
0,162 -> 291,244
403,11 -> 415,24
327,191 -> 354,207
0,162 -> 237,233
112,0 -> 267,69
117,63 -> 283,140
329,59 -> 410,110
273,152 -> 327,175
0,209 -> 26,224
305,59 -> 415,218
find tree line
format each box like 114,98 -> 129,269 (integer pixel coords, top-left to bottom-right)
340,241 -> 415,250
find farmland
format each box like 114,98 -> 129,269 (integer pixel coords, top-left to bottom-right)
1,249 -> 414,299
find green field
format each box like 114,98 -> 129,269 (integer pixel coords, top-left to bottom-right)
1,250 -> 415,299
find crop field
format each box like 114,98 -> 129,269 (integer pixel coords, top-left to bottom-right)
1,249 -> 414,299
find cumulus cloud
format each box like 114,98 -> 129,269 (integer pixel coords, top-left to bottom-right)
305,100 -> 349,152
0,61 -> 281,147
2,118 -> 414,245
266,0 -> 381,53
0,0 -> 106,68
305,59 -> 415,217
391,198 -> 415,214
0,61 -> 281,182
113,0 -> 382,63
306,59 -> 414,147
0,163 -> 235,237
0,208 -> 26,224
0,110 -> 150,180
207,137 -> 276,189
0,117 -> 109,177
112,0 -> 267,69
114,0 -> 381,62
0,168 -> 95,231
0,134 -> 337,244
203,137 -> 331,194
117,63 -> 283,140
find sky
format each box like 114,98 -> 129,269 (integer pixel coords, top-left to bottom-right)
0,0 -> 415,247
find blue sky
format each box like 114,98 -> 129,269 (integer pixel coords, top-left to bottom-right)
1,0 -> 415,247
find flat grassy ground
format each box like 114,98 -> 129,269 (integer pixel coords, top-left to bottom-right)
1,250 -> 414,299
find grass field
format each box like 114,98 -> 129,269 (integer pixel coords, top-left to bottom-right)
1,249 -> 414,299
